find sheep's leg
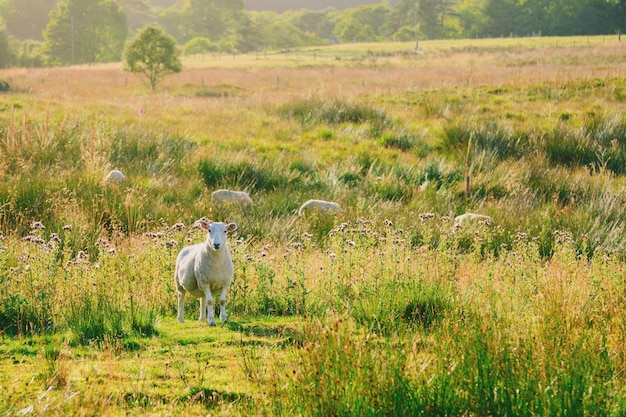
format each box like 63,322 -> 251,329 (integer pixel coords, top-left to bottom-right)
177,291 -> 185,323
199,295 -> 207,321
218,287 -> 229,323
204,289 -> 216,326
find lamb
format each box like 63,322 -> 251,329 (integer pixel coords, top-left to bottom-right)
104,169 -> 127,184
453,212 -> 493,227
211,189 -> 253,206
298,199 -> 341,216
174,219 -> 238,326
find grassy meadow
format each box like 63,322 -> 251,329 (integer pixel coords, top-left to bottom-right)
1,36 -> 626,415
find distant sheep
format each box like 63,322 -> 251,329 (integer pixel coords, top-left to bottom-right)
104,169 -> 127,184
174,219 -> 238,326
454,212 -> 493,227
211,189 -> 253,206
298,199 -> 341,216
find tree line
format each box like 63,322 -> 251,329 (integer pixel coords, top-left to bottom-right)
0,0 -> 624,68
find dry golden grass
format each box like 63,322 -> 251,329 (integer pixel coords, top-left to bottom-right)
2,36 -> 624,105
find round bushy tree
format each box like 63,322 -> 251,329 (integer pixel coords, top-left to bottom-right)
123,26 -> 182,91
183,37 -> 217,55
41,0 -> 127,66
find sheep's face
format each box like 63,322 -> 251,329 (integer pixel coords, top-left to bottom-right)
199,220 -> 238,251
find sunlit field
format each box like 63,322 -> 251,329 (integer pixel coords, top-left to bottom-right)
1,36 -> 626,415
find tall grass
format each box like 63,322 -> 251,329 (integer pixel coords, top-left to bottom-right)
277,98 -> 391,135
272,228 -> 626,416
4,40 -> 626,414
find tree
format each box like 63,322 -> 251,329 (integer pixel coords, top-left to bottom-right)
233,13 -> 263,52
351,5 -> 391,36
481,0 -> 521,37
335,15 -> 376,43
545,0 -> 613,35
183,37 -> 217,55
157,0 -> 245,43
117,0 -> 155,34
0,32 -> 15,68
334,5 -> 391,43
262,20 -> 315,49
41,0 -> 127,66
515,0 -> 550,36
418,0 -> 458,39
123,26 -> 181,91
3,0 -> 56,41
291,10 -> 335,40
456,0 -> 488,38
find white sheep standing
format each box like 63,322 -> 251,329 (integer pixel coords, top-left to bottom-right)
104,169 -> 127,184
211,189 -> 253,206
453,212 -> 493,227
174,219 -> 238,326
298,199 -> 341,216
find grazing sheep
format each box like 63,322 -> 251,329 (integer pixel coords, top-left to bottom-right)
211,189 -> 253,206
174,219 -> 238,326
454,212 -> 493,227
104,169 -> 127,184
298,199 -> 341,216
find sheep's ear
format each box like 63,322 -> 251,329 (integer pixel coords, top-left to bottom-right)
199,219 -> 212,230
226,222 -> 238,232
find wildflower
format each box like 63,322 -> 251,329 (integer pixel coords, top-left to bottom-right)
62,224 -> 72,232
166,240 -> 177,249
96,238 -> 110,248
22,235 -> 45,245
330,223 -> 349,236
302,232 -> 313,240
30,221 -> 45,230
170,222 -> 186,231
553,230 -> 573,244
418,212 -> 435,222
